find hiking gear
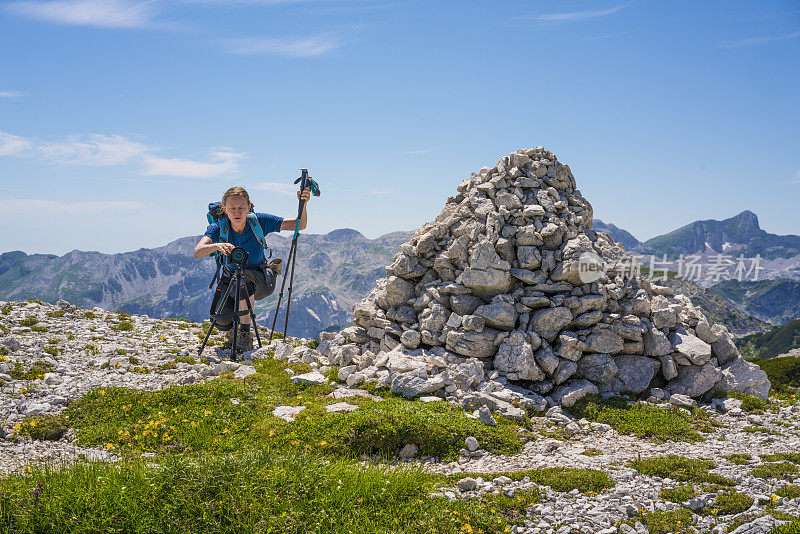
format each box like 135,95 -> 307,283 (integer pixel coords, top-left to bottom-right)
270,168 -> 320,341
268,258 -> 283,276
199,262 -> 263,357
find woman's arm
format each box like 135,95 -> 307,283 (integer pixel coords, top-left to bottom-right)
280,187 -> 311,231
194,236 -> 234,258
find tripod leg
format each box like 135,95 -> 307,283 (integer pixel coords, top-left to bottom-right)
269,239 -> 296,341
283,239 -> 299,338
244,291 -> 262,349
197,321 -> 218,356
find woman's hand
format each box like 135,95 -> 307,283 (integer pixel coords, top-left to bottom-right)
217,243 -> 235,255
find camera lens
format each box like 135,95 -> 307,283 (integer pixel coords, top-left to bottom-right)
230,247 -> 248,266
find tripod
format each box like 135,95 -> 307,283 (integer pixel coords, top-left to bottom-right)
198,263 -> 263,358
269,168 -> 320,341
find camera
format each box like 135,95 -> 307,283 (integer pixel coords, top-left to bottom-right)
229,246 -> 248,266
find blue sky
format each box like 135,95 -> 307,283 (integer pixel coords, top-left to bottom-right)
0,0 -> 798,255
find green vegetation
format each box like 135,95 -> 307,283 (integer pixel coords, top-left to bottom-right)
739,319 -> 800,360
569,396 -> 709,442
714,391 -> 769,412
0,347 -> 8,357
15,414 -> 68,441
660,484 -> 697,503
452,468 -> 613,496
82,311 -> 96,319
627,456 -> 735,486
18,318 -> 38,327
0,451 -> 508,534
112,320 -> 134,332
761,453 -> 800,464
634,508 -> 695,534
723,454 -> 753,465
755,355 -> 800,394
480,490 -> 541,525
0,304 -> 12,315
43,346 -> 61,357
751,462 -> 799,481
10,361 -> 54,381
128,356 -> 140,365
581,448 -> 602,457
45,310 -> 66,318
174,355 -> 196,365
771,519 -> 800,533
710,491 -> 754,516
30,326 -> 49,333
743,425 -> 781,436
776,485 -> 800,499
115,348 -> 128,355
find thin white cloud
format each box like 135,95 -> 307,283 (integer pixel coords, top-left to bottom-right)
252,181 -> 298,195
719,30 -> 800,49
0,199 -> 143,216
0,130 -> 242,178
0,132 -> 33,156
520,3 -> 628,23
4,0 -> 158,29
0,91 -> 24,98
142,149 -> 243,178
38,134 -> 151,166
220,32 -> 347,57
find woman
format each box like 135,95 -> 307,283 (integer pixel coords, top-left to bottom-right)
194,185 -> 311,352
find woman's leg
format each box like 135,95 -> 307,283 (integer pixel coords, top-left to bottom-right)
238,294 -> 256,324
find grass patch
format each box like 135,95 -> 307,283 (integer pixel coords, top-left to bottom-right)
115,349 -> 128,355
757,355 -> 800,393
18,318 -> 38,327
43,346 -> 61,357
112,320 -> 134,332
771,519 -> 800,533
660,484 -> 698,503
724,454 -> 753,465
581,448 -> 602,457
82,311 -> 96,319
751,462 -> 799,481
480,489 -> 541,525
175,355 -> 196,365
0,450 -> 509,533
627,455 -> 735,486
45,310 -> 66,318
714,391 -> 770,413
15,414 -> 68,441
710,491 -> 754,516
0,304 -> 11,315
635,508 -> 695,534
761,453 -> 800,464
776,485 -> 800,499
10,361 -> 54,381
63,359 -> 524,461
31,326 -> 49,333
568,395 -> 707,443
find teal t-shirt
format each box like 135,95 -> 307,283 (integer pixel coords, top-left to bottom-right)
204,213 -> 283,268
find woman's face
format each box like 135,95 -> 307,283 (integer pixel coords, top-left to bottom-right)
223,195 -> 251,225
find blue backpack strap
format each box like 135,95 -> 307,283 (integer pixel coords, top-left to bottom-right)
246,213 -> 267,249
219,217 -> 229,243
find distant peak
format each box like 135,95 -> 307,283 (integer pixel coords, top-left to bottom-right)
324,228 -> 365,242
727,210 -> 760,229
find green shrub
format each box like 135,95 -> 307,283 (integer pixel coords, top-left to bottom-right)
761,453 -> 800,464
19,318 -> 38,327
113,320 -> 134,332
627,455 -> 734,486
723,454 -> 753,465
756,355 -> 800,392
115,349 -> 128,355
1,303 -> 12,315
46,310 -> 66,318
660,484 -> 697,503
31,326 -> 49,333
569,396 -> 707,442
634,508 -> 694,534
751,462 -> 799,481
711,491 -> 754,515
776,485 -> 800,499
83,311 -> 97,319
175,355 -> 196,365
16,414 -> 68,441
10,360 -> 54,380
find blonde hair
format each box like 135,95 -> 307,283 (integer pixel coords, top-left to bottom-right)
222,187 -> 252,210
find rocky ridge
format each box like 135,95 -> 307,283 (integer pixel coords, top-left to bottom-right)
316,148 -> 770,412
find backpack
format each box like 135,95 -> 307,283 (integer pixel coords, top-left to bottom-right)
206,202 -> 272,287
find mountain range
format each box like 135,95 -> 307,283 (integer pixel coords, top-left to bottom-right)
1,211 -> 798,339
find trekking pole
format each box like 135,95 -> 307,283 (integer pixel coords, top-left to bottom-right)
269,169 -> 320,341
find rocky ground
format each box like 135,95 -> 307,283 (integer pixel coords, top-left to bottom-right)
1,299 -> 799,533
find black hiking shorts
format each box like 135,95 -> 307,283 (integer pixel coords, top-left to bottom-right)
209,264 -> 276,330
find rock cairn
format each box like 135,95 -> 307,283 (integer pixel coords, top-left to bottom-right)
318,147 -> 770,410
